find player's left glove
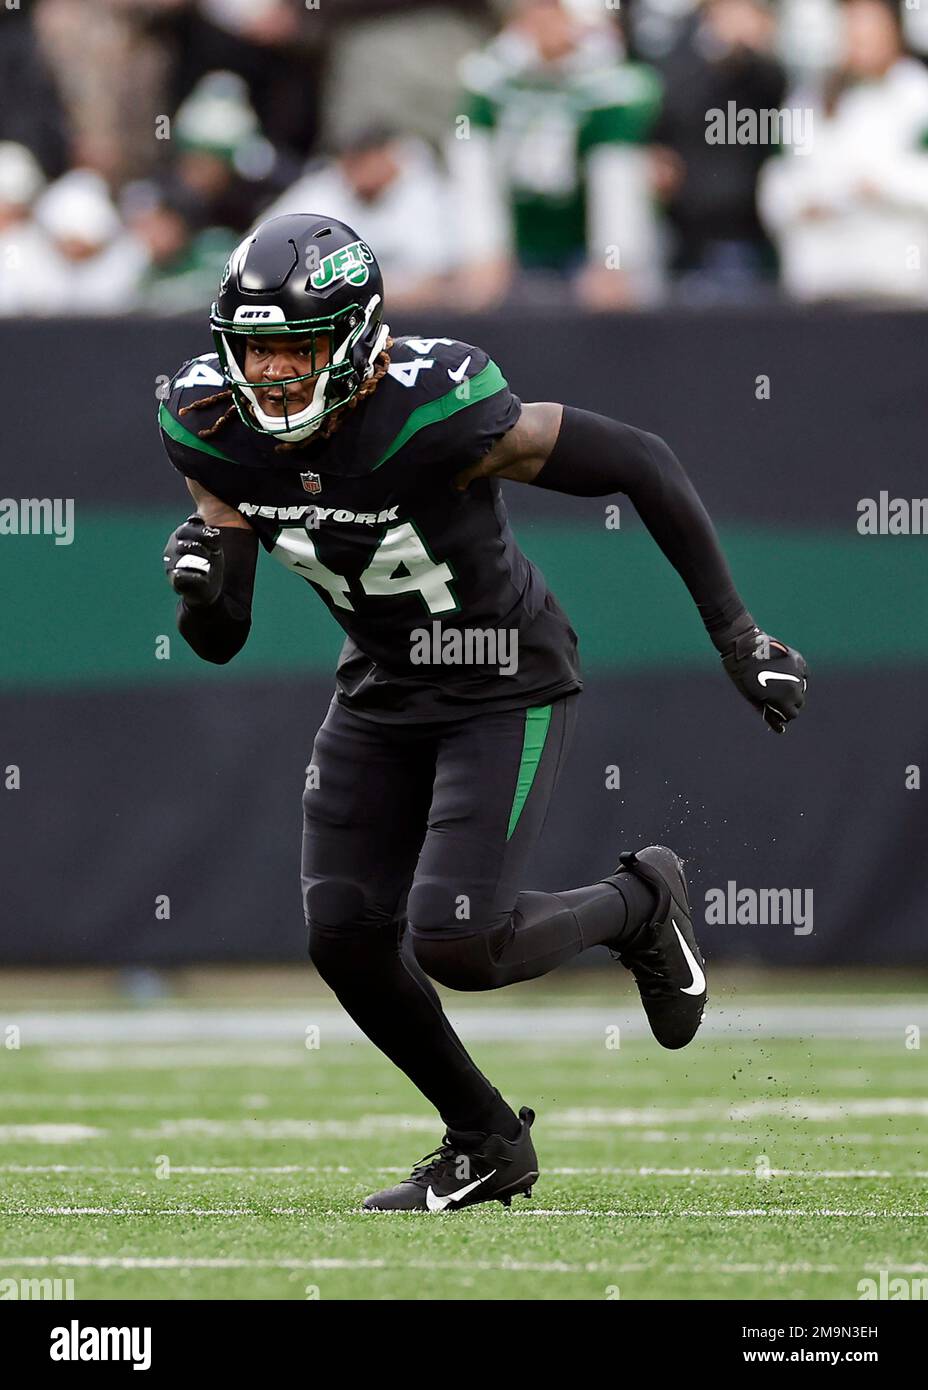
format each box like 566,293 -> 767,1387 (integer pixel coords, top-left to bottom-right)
721,627 -> 808,734
163,514 -> 224,607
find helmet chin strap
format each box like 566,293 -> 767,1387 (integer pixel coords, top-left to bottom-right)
366,320 -> 391,376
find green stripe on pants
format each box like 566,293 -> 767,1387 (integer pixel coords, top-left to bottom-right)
506,704 -> 553,841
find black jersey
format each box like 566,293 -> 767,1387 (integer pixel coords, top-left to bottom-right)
159,335 -> 582,722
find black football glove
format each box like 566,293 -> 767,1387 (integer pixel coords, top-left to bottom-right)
721,627 -> 808,734
163,515 -> 224,607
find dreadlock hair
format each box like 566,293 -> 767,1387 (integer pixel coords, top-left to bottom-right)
175,339 -> 394,450
177,389 -> 237,439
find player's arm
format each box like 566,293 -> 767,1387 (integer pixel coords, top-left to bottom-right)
162,479 -> 258,664
456,403 -> 808,733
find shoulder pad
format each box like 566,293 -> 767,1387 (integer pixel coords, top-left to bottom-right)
354,336 -> 517,476
161,352 -> 228,423
383,337 -> 495,405
158,350 -> 238,476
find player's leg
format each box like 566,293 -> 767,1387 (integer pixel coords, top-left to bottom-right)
407,693 -> 649,976
406,694 -> 707,1048
301,698 -> 520,1138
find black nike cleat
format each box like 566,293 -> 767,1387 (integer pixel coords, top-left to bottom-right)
606,845 -> 707,1050
362,1106 -> 538,1212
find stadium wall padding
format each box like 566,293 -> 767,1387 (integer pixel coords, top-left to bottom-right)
0,308 -> 925,965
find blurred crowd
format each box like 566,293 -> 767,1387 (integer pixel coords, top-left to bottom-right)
3,0 -> 928,315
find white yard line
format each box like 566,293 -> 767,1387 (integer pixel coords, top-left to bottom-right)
522,1208 -> 928,1218
0,1125 -> 104,1143
0,1164 -> 348,1175
3,1163 -> 927,1179
0,1094 -> 175,1110
0,1254 -> 923,1276
124,1105 -> 928,1141
129,1116 -> 439,1140
550,1129 -> 928,1145
548,1166 -> 928,1178
49,1047 -> 310,1072
6,1003 -> 926,1046
0,1254 -> 622,1274
2,1107 -> 927,1147
125,1101 -> 928,1141
2,1207 -> 306,1216
4,1204 -> 926,1219
553,1100 -> 928,1125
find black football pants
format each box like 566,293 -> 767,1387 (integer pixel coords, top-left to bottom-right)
301,692 -> 653,1134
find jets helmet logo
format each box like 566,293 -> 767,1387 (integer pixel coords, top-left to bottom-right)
309,240 -> 374,292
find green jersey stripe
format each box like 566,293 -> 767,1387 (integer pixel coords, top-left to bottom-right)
506,704 -> 553,840
371,359 -> 509,472
159,402 -> 237,464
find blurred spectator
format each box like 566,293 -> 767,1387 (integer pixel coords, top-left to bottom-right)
0,143 -> 57,316
900,0 -> 928,68
172,71 -> 289,232
31,169 -> 146,315
625,0 -> 703,65
0,7 -> 69,178
650,0 -> 786,301
35,0 -> 180,185
447,0 -> 662,308
169,0 -> 323,160
258,126 -> 454,310
776,0 -> 843,78
758,0 -> 928,302
122,179 -> 235,315
321,2 -> 495,151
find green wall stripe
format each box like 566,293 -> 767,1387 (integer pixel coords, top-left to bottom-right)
1,514 -> 927,690
506,704 -> 553,840
158,403 -> 237,464
371,360 -> 508,471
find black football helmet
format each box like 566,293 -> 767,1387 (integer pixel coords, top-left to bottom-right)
210,213 -> 389,442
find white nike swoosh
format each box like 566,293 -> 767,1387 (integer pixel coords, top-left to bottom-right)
672,920 -> 706,996
447,355 -> 472,384
757,671 -> 801,687
425,1168 -> 496,1211
173,555 -> 210,573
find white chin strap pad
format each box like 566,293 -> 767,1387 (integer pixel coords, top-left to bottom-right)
244,369 -> 331,442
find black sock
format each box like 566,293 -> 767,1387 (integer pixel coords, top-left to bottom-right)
449,1089 -> 521,1141
544,871 -> 659,951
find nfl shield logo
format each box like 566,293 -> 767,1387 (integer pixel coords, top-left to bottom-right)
300,470 -> 322,495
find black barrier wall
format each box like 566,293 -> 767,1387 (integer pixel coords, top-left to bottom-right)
0,308 -> 925,965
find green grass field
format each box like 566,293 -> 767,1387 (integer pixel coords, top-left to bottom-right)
0,970 -> 926,1301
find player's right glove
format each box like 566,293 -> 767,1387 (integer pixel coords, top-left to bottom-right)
721,627 -> 808,734
163,515 -> 224,607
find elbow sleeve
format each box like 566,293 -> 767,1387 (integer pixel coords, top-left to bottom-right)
177,527 -> 257,664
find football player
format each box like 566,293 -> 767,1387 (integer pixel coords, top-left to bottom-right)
161,215 -> 808,1212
